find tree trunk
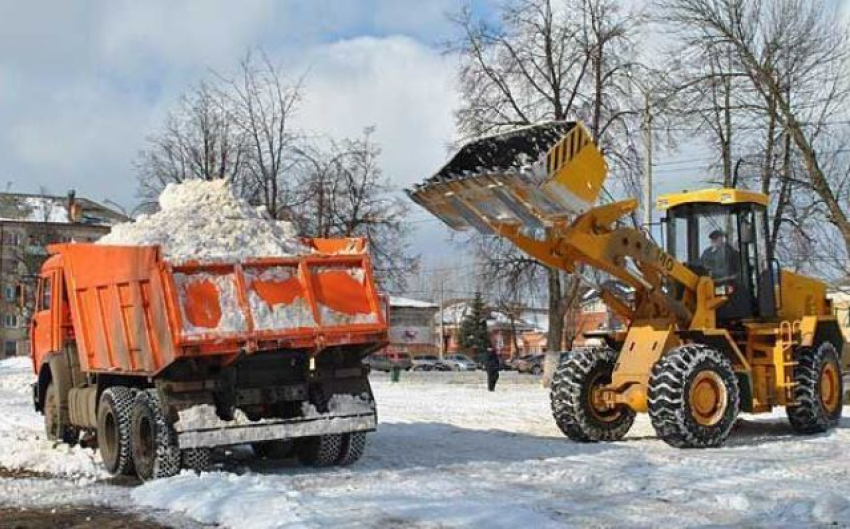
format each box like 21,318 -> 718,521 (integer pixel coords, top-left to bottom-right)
542,267 -> 565,387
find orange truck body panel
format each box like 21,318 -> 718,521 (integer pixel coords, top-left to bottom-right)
35,239 -> 387,377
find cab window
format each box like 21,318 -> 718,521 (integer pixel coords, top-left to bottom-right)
38,277 -> 52,312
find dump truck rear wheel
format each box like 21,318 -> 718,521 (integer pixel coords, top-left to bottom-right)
336,433 -> 367,466
550,348 -> 635,442
252,440 -> 294,460
130,390 -> 180,481
181,448 -> 212,473
648,345 -> 740,448
44,382 -> 78,445
97,387 -> 136,476
296,435 -> 343,467
787,342 -> 843,434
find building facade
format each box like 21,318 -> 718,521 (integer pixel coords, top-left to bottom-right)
0,191 -> 127,357
388,297 -> 439,357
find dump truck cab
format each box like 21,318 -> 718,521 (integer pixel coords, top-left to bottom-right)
659,189 -> 778,323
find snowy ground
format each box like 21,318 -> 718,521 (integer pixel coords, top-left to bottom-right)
3,357 -> 850,528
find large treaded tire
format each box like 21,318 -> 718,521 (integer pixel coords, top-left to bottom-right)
97,387 -> 136,476
550,348 -> 636,442
787,342 -> 843,434
44,382 -> 79,445
181,448 -> 212,473
130,390 -> 181,481
296,435 -> 344,467
336,433 -> 367,466
648,344 -> 740,448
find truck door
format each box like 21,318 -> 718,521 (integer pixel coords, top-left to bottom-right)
30,273 -> 56,366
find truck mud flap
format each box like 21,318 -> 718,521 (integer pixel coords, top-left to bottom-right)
175,412 -> 377,449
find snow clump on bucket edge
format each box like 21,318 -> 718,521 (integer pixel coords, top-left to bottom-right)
98,179 -> 309,262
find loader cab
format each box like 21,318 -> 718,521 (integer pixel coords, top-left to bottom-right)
659,189 -> 777,323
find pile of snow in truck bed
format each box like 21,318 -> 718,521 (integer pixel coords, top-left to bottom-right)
98,179 -> 309,262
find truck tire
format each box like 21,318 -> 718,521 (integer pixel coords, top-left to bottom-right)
130,390 -> 180,481
252,440 -> 294,460
181,448 -> 212,473
336,433 -> 367,466
550,348 -> 635,442
648,344 -> 740,448
97,387 -> 136,476
787,342 -> 843,434
44,382 -> 79,445
296,435 -> 343,467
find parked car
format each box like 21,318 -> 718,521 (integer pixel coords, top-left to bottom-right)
412,355 -> 445,371
442,354 -> 478,371
366,351 -> 413,372
515,354 -> 545,375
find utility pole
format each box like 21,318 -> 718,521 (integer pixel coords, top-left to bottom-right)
642,90 -> 653,230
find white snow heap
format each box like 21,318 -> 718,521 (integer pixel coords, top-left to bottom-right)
98,179 -> 309,262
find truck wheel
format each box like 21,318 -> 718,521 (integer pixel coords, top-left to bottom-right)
296,435 -> 343,467
336,433 -> 367,466
252,440 -> 294,460
648,345 -> 740,448
44,382 -> 79,445
181,448 -> 212,473
97,387 -> 136,476
130,390 -> 180,481
787,342 -> 843,434
550,348 -> 635,442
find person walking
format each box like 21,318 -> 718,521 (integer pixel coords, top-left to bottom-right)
485,347 -> 501,392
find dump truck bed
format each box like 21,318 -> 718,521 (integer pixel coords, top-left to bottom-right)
50,239 -> 386,376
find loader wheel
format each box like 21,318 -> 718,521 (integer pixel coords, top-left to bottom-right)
44,382 -> 79,445
181,448 -> 212,473
252,440 -> 295,460
336,433 -> 367,466
787,342 -> 843,434
97,387 -> 136,476
648,345 -> 740,448
130,390 -> 180,481
550,348 -> 635,442
296,435 -> 343,467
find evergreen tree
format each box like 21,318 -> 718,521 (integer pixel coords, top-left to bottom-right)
459,292 -> 490,361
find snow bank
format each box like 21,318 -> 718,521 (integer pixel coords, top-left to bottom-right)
0,358 -> 105,481
98,179 -> 309,262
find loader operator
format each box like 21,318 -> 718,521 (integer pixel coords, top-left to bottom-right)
700,229 -> 739,281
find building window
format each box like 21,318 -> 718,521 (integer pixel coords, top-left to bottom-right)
4,314 -> 17,328
2,232 -> 21,246
3,285 -> 14,301
4,341 -> 15,357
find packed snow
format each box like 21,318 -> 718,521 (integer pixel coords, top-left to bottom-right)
0,357 -> 105,481
174,272 -> 247,335
4,356 -> 850,527
245,266 -> 316,330
98,179 -> 308,262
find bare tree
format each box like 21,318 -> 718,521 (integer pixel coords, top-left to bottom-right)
136,81 -> 248,206
449,0 -> 643,384
223,52 -> 304,220
662,0 -> 850,279
292,129 -> 418,291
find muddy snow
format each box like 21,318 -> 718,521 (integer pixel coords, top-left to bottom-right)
3,356 -> 850,527
97,179 -> 308,262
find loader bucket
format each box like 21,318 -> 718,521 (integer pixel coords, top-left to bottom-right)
407,121 -> 607,233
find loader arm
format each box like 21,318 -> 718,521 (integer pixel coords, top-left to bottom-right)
408,121 -> 723,331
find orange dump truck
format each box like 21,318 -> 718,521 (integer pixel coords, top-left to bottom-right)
29,239 -> 386,480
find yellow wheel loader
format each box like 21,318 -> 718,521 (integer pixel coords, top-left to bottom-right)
409,122 -> 844,448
